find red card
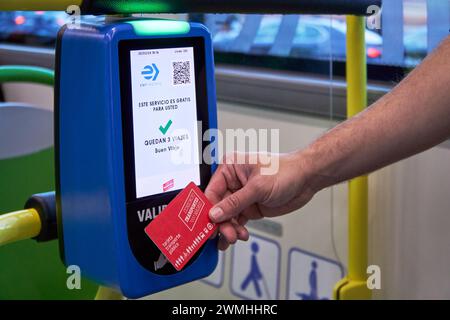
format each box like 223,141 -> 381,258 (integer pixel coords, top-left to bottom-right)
144,182 -> 217,271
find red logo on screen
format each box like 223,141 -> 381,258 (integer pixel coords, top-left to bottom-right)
163,179 -> 174,192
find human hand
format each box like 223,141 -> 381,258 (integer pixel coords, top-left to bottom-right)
206,152 -> 316,250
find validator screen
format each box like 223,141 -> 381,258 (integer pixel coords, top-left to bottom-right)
129,46 -> 201,198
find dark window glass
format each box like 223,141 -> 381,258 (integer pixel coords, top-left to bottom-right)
0,1 -> 448,80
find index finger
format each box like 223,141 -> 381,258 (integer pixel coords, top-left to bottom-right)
204,165 -> 227,205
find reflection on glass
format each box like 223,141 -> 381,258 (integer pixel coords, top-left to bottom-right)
207,14 -> 244,51
0,11 -> 69,47
252,15 -> 282,52
205,0 -> 448,68
0,2 -> 448,69
403,0 -> 427,66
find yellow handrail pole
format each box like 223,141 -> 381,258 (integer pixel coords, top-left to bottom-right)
0,209 -> 41,247
333,15 -> 371,300
347,15 -> 369,284
95,286 -> 124,300
0,0 -> 82,11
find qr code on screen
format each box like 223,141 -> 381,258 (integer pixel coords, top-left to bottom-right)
172,61 -> 191,85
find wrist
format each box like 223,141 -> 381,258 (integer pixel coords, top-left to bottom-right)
291,145 -> 339,194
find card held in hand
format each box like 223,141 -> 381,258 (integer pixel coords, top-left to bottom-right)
144,182 -> 217,271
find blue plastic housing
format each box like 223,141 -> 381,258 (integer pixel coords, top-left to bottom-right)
55,18 -> 218,298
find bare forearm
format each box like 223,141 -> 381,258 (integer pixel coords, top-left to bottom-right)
301,35 -> 450,191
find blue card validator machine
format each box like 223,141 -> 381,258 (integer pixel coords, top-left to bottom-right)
55,19 -> 218,298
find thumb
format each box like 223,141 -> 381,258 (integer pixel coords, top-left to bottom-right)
209,185 -> 258,223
